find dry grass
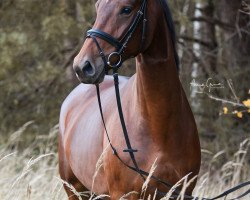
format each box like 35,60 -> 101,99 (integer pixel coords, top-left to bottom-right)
0,123 -> 249,200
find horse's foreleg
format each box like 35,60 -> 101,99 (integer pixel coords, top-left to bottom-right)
58,135 -> 89,200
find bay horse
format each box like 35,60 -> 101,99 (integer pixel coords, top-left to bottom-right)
59,0 -> 201,199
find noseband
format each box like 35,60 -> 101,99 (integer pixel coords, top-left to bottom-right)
86,0 -> 147,70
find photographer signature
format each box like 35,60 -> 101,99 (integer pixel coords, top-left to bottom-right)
190,78 -> 224,93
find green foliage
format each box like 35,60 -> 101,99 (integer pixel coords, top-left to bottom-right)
0,0 -> 87,134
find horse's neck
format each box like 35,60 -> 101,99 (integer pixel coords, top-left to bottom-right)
134,17 -> 183,142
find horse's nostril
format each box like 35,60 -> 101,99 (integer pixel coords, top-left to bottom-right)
82,61 -> 95,76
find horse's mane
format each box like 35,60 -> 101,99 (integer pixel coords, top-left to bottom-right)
159,0 -> 179,69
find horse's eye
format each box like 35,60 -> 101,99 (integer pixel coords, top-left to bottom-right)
120,7 -> 132,15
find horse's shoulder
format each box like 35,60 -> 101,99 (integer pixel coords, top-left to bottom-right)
59,74 -> 133,129
59,84 -> 90,133
59,75 -> 131,133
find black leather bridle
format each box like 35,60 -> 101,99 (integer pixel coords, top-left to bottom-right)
81,0 -> 250,198
86,0 -> 147,70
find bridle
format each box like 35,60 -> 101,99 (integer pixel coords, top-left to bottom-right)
82,0 -> 250,199
86,0 -> 147,70
88,0 -> 148,181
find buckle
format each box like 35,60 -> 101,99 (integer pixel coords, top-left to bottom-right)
107,52 -> 122,68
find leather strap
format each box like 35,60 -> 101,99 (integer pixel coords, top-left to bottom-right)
119,0 -> 147,54
87,29 -> 122,50
96,84 -> 117,155
112,71 -> 145,181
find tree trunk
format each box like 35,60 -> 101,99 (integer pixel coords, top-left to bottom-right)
216,0 -> 250,98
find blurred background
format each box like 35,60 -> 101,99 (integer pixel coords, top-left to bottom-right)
0,0 -> 249,199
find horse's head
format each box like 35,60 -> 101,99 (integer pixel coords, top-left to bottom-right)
73,0 -> 159,84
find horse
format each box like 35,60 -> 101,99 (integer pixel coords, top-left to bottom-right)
58,0 -> 201,199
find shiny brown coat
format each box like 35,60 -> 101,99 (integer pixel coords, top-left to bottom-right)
59,0 -> 201,199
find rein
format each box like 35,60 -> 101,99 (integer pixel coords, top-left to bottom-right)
95,74 -> 250,200
83,0 -> 250,198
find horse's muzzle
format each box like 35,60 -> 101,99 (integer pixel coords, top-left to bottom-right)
74,61 -> 105,84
